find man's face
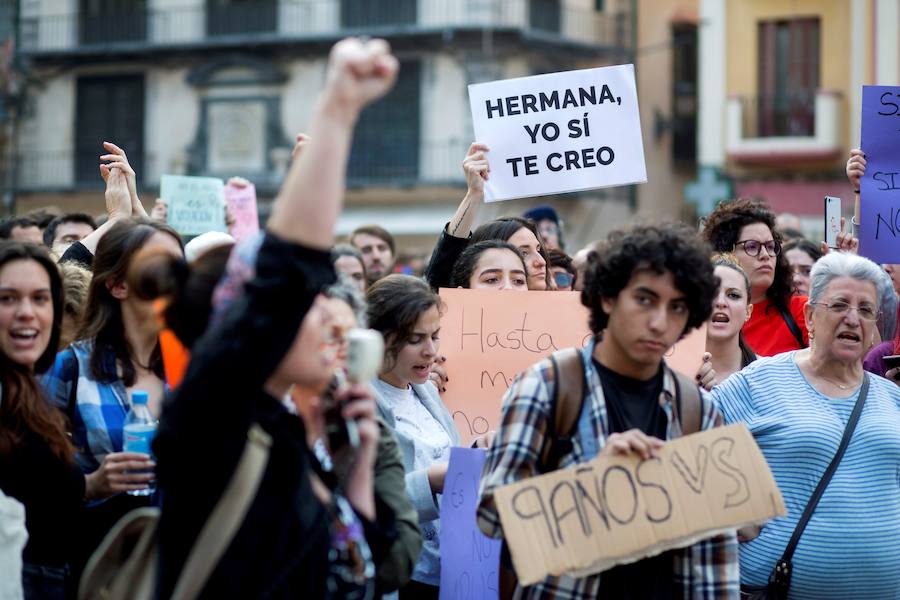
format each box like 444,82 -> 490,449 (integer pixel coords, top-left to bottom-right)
53,221 -> 95,247
600,269 -> 690,375
352,232 -> 394,283
11,226 -> 43,245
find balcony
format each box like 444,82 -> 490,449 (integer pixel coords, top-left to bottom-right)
11,139 -> 472,194
725,90 -> 842,164
19,0 -> 630,57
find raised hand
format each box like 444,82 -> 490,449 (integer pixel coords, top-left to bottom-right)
291,133 -> 311,161
100,141 -> 147,217
324,38 -> 399,116
846,148 -> 866,189
463,142 -> 490,195
101,163 -> 132,220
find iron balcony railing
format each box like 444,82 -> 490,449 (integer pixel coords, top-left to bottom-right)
19,0 -> 631,54
738,91 -> 817,138
8,139 -> 474,192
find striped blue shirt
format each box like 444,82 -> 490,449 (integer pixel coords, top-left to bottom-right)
712,351 -> 900,599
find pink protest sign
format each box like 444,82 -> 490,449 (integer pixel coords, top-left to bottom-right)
223,182 -> 260,242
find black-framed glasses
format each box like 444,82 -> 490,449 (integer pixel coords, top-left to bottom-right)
554,271 -> 574,288
810,300 -> 880,321
734,239 -> 782,257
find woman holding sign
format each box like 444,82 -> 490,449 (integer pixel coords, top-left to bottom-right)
713,252 -> 900,599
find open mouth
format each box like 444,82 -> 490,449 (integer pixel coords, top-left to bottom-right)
412,364 -> 431,378
836,332 -> 861,343
711,312 -> 730,324
10,328 -> 39,341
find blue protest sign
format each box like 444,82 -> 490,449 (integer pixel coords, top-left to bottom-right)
860,86 -> 900,263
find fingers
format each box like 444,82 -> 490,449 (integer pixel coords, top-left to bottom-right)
603,429 -> 664,459
885,367 -> 900,383
342,397 -> 375,422
466,142 -> 490,156
102,141 -> 126,156
227,176 -> 250,188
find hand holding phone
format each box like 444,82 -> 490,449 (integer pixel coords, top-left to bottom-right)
825,196 -> 841,249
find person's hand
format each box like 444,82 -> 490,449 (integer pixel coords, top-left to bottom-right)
885,366 -> 900,384
100,142 -> 145,216
427,462 -> 449,494
696,352 -> 715,390
324,38 -> 399,116
101,164 -> 133,221
472,431 -> 496,449
599,429 -> 664,460
291,133 -> 311,161
820,217 -> 859,255
84,452 -> 155,500
846,148 -> 866,189
339,384 -> 379,468
150,198 -> 167,222
428,355 -> 448,393
737,524 -> 762,543
463,142 -> 490,195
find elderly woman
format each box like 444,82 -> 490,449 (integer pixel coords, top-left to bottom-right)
712,252 -> 900,599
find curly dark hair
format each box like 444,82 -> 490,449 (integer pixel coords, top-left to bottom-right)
581,223 -> 717,336
702,198 -> 794,312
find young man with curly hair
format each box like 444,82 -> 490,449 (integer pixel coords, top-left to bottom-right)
478,223 -> 739,599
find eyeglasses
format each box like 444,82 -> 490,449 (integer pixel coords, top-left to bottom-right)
810,301 -> 880,321
734,239 -> 782,257
554,271 -> 574,288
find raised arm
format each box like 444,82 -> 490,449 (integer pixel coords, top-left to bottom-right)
267,39 -> 398,249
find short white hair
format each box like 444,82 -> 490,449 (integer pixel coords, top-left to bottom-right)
809,252 -> 888,307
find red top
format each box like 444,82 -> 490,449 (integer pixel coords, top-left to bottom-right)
743,295 -> 809,357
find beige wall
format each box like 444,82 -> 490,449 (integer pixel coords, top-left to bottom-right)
634,0 -> 698,220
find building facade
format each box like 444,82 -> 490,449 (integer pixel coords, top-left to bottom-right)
696,0 -> 898,238
10,0 -> 652,256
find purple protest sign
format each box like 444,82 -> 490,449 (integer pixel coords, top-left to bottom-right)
223,182 -> 260,243
860,86 -> 900,263
439,448 -> 500,600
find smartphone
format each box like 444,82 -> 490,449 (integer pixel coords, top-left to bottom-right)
883,354 -> 900,374
824,196 -> 841,249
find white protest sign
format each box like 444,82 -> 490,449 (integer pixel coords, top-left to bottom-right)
161,174 -> 227,236
468,64 -> 646,202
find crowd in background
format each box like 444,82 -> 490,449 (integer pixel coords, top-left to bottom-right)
1,37 -> 900,600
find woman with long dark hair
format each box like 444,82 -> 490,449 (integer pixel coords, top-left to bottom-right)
0,241 -> 83,599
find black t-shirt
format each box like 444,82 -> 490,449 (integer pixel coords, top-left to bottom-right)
592,359 -> 673,600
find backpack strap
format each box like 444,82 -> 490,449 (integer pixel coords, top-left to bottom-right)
539,348 -> 585,473
669,368 -> 703,436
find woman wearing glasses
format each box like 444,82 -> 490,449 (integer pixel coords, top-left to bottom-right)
703,198 -> 808,356
712,252 -> 900,598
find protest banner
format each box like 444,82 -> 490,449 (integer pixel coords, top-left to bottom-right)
161,174 -> 227,236
860,85 -> 900,263
494,423 -> 785,586
223,181 -> 260,243
467,65 -> 646,202
439,448 -> 500,600
439,288 -> 709,445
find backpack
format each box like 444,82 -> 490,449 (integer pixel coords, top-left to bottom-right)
499,349 -> 703,598
78,424 -> 271,600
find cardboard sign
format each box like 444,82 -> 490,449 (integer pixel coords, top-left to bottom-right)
438,289 -> 709,445
161,174 -> 227,236
860,86 -> 900,263
494,424 -> 786,586
439,448 -> 501,600
467,65 -> 646,202
223,182 -> 260,243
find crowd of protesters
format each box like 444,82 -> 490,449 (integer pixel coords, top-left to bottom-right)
1,37 -> 900,600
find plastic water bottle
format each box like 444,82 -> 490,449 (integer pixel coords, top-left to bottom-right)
123,390 -> 157,497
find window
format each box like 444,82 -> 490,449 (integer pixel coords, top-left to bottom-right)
671,23 -> 697,161
79,0 -> 146,45
340,0 -> 416,28
757,18 -> 819,137
347,61 -> 420,183
530,0 -> 561,33
207,0 -> 278,37
75,75 -> 144,185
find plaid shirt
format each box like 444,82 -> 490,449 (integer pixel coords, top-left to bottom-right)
477,344 -> 739,599
41,340 -> 149,474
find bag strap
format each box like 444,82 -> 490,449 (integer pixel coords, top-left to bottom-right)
169,423 -> 272,600
539,348 -> 585,473
669,368 -> 703,435
778,305 -> 808,349
778,374 -> 869,567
